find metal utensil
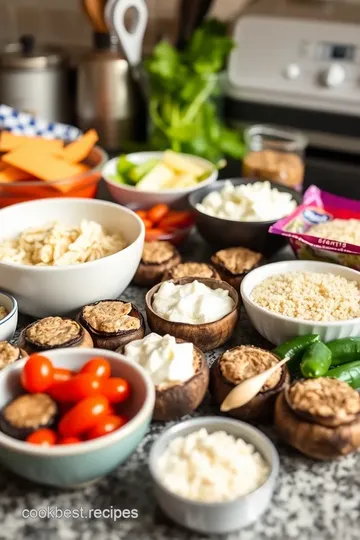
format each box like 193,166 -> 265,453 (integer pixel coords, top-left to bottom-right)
220,356 -> 290,412
105,0 -> 148,141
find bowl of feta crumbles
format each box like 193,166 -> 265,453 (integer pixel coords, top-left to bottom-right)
188,178 -> 301,255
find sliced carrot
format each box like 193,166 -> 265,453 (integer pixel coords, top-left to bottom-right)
0,132 -> 63,153
145,228 -> 166,241
2,148 -> 88,193
62,129 -> 99,164
0,165 -> 34,183
135,210 -> 148,219
159,211 -> 193,230
147,204 -> 169,224
142,218 -> 153,230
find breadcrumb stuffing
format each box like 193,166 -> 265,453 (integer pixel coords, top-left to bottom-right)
251,271 -> 360,322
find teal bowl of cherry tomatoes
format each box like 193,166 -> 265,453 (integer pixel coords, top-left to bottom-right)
0,348 -> 155,488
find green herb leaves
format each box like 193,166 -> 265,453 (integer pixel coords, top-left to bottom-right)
145,20 -> 244,163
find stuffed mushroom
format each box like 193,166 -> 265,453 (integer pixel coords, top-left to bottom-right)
133,241 -> 181,286
163,262 -> 220,281
0,393 -> 58,440
78,299 -> 145,350
275,378 -> 360,460
211,247 -> 263,290
211,345 -> 289,421
0,341 -> 27,370
122,333 -> 209,421
18,316 -> 93,354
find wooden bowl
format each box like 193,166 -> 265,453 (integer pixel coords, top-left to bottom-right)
145,277 -> 240,352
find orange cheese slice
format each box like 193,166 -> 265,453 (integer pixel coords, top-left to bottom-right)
2,148 -> 88,193
0,166 -> 34,183
62,129 -> 99,163
0,132 -> 64,153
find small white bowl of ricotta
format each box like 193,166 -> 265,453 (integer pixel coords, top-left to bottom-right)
149,416 -> 279,534
145,277 -> 240,352
0,292 -> 18,341
188,178 -> 302,254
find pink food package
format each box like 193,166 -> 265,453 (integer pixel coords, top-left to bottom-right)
269,185 -> 360,270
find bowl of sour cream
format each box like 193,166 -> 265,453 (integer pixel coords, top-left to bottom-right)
188,178 -> 302,255
145,277 -> 240,352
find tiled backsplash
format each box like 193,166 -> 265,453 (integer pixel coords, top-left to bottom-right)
0,0 -> 249,51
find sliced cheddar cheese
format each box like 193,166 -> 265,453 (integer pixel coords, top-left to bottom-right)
2,148 -> 88,193
0,131 -> 64,153
62,129 -> 99,163
0,166 -> 34,183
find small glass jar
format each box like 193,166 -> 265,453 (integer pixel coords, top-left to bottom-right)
243,125 -> 308,191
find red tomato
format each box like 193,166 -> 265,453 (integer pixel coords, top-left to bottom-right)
57,436 -> 82,445
58,396 -> 109,437
100,377 -> 130,404
79,357 -> 111,379
48,373 -> 101,402
86,415 -> 128,440
145,228 -> 166,241
159,211 -> 193,231
21,354 -> 54,393
53,368 -> 74,383
147,204 -> 169,224
26,429 -> 57,446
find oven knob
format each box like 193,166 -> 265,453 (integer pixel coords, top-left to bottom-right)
322,64 -> 346,87
284,63 -> 300,80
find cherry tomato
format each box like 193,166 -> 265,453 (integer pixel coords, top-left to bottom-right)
135,210 -> 147,219
21,354 -> 54,393
142,218 -> 153,230
86,415 -> 128,440
100,377 -> 130,404
58,396 -> 109,437
147,204 -> 169,224
145,228 -> 166,241
53,368 -> 74,383
48,373 -> 102,402
159,211 -> 193,231
26,429 -> 57,446
79,357 -> 111,379
57,436 -> 82,445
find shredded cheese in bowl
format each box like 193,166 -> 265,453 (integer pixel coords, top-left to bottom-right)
196,181 -> 297,222
0,220 -> 127,266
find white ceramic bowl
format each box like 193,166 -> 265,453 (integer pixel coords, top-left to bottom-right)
241,260 -> 360,345
0,292 -> 18,341
149,417 -> 278,534
0,198 -> 145,317
102,151 -> 218,209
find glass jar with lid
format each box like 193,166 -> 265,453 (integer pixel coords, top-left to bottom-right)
243,125 -> 308,191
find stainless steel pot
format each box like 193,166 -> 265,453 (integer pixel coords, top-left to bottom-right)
0,35 -> 70,123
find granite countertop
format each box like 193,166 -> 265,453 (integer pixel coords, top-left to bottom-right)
0,234 -> 359,540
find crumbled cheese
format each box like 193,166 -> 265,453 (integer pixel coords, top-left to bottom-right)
124,333 -> 194,386
196,180 -> 297,222
157,428 -> 270,502
152,280 -> 235,324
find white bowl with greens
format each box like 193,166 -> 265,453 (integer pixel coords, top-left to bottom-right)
102,150 -> 218,209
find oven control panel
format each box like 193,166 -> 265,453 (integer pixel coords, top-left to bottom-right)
228,15 -> 360,115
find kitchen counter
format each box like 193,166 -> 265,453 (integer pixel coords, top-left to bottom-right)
0,234 -> 359,540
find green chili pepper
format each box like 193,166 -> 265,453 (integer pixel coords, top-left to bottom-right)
300,341 -> 332,378
326,337 -> 360,366
273,334 -> 321,374
326,361 -> 360,390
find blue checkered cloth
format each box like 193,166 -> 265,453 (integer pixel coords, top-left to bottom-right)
0,105 -> 82,141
